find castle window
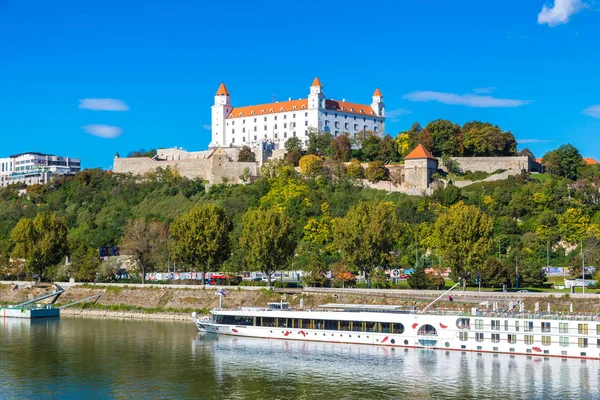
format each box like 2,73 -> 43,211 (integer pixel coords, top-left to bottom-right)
232,121 -> 235,125
325,112 -> 328,117
302,105 -> 305,109
251,111 -> 255,115
275,134 -> 278,139
264,125 -> 267,130
305,121 -> 308,126
293,131 -> 296,137
243,128 -> 246,133
334,121 -> 339,128
284,123 -> 287,128
280,107 -> 284,111
284,132 -> 287,138
274,116 -> 277,120
264,117 -> 267,121
364,118 -> 366,122
254,127 -> 257,132
345,123 -> 349,129
293,114 -> 296,118
274,124 -> 277,129
305,112 -> 308,117
293,122 -> 296,127
270,108 -> 273,112
243,137 -> 245,142
284,115 -> 287,119
305,130 -> 308,136
243,119 -> 246,124
232,138 -> 235,143
232,129 -> 235,133
335,113 -> 337,117
293,106 -> 296,110
254,136 -> 257,140
344,114 -> 347,119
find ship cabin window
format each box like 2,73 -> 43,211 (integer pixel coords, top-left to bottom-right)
504,320 -> 509,331
515,321 -> 520,332
597,325 -> 600,335
524,335 -> 534,345
578,338 -> 588,348
560,337 -> 569,347
456,318 -> 470,329
597,338 -> 600,348
491,320 -> 500,331
559,323 -> 569,333
475,319 -> 483,330
459,332 -> 468,341
491,334 -> 500,343
578,324 -> 588,335
365,322 -> 377,332
542,336 -> 551,346
475,333 -> 484,342
541,322 -> 551,333
262,317 -> 275,327
508,334 -> 517,344
524,321 -> 534,332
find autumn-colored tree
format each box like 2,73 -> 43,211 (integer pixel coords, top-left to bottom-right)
238,146 -> 256,162
431,202 -> 494,289
331,134 -> 352,162
120,219 -> 168,284
10,213 -> 69,282
346,158 -> 365,179
299,154 -> 324,177
365,161 -> 387,182
558,207 -> 590,244
239,208 -> 296,287
169,204 -> 232,285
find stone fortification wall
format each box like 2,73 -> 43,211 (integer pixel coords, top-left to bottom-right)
447,156 -> 532,173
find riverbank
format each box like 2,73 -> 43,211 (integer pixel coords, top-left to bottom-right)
60,308 -> 193,321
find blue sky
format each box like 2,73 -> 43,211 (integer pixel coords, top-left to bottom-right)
1,0 -> 599,168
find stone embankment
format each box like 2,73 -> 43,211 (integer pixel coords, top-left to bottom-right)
2,282 -> 599,321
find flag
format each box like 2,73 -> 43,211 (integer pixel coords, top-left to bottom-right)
272,94 -> 276,102
217,289 -> 229,297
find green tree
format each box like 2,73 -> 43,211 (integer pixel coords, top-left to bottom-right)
378,134 -> 400,162
396,122 -> 422,158
480,258 -> 509,288
120,219 -> 168,284
284,137 -> 303,166
238,146 -> 256,162
10,213 -> 68,282
432,202 -> 494,289
333,201 -> 402,278
461,121 -> 517,156
68,238 -> 101,282
361,134 -> 382,161
331,134 -> 352,162
169,204 -> 232,284
307,129 -> 333,157
422,119 -> 462,157
542,144 -> 584,180
406,263 -> 432,289
239,208 -> 297,287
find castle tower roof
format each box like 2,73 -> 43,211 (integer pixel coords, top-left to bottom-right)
216,82 -> 230,96
311,76 -> 323,87
405,144 -> 436,160
373,88 -> 382,97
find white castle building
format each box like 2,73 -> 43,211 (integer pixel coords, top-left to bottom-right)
209,77 -> 385,149
0,152 -> 81,188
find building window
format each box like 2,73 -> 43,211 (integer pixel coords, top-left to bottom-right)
524,335 -> 534,345
254,127 -> 257,132
305,112 -> 308,117
243,128 -> 245,133
541,336 -> 551,346
275,134 -> 278,139
524,321 -> 533,332
345,122 -> 349,129
232,129 -> 235,134
274,116 -> 277,120
459,332 -> 468,341
597,325 -> 600,335
363,125 -> 367,131
264,117 -> 267,121
325,121 -> 329,126
274,124 -> 277,129
305,121 -> 308,126
504,320 -> 509,331
254,118 -> 257,123
231,138 -> 235,143
578,324 -> 588,335
284,132 -> 287,138
232,121 -> 235,125
305,130 -> 308,136
491,334 -> 500,343
508,334 -> 517,344
264,126 -> 267,131
293,114 -> 296,118
254,136 -> 257,141
284,115 -> 287,119
578,338 -> 588,348
293,131 -> 296,137
335,121 -> 339,128
475,333 -> 484,342
242,137 -> 245,142
559,323 -> 568,334
541,322 -> 551,333
560,337 -> 569,347
243,119 -> 246,124
284,123 -> 287,128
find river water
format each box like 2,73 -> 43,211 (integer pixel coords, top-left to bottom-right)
1,317 -> 599,399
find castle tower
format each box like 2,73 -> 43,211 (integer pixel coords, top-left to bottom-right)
403,144 -> 438,189
210,83 -> 233,148
308,76 -> 325,109
371,88 -> 384,117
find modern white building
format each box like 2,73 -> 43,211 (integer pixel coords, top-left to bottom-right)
210,77 -> 385,149
0,152 -> 81,187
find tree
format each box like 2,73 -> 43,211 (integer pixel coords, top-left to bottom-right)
307,129 -> 333,157
431,202 -> 494,289
299,154 -> 324,177
361,134 -> 382,161
422,119 -> 462,157
480,258 -> 510,288
461,121 -> 517,156
346,159 -> 364,179
333,201 -> 402,278
68,238 -> 101,282
239,208 -> 297,287
238,146 -> 256,162
396,122 -> 421,158
558,207 -> 590,244
331,134 -> 352,162
10,213 -> 68,282
519,148 -> 535,159
120,219 -> 168,284
407,263 -> 432,289
378,134 -> 400,162
285,137 -> 303,166
365,161 -> 387,182
169,204 -> 232,285
542,144 -> 584,180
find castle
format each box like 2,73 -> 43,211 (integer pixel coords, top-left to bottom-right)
210,77 -> 385,149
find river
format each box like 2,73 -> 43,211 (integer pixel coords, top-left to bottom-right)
1,317 -> 599,399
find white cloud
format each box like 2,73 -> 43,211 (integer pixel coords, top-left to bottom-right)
386,108 -> 412,122
202,124 -> 212,130
79,98 -> 129,111
538,0 -> 588,27
82,124 -> 123,138
517,139 -> 553,144
473,87 -> 497,94
583,105 -> 600,118
403,91 -> 531,108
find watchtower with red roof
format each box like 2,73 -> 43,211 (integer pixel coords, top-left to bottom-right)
403,144 -> 438,189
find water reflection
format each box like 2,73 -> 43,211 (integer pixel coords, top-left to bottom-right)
1,318 -> 598,399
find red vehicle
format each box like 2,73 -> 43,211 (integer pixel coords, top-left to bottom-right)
206,274 -> 230,285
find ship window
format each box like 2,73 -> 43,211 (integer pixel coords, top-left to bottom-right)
504,320 -> 509,331
491,334 -> 500,343
365,322 -> 377,332
459,332 -> 468,341
324,320 -> 337,330
352,322 -> 363,332
559,323 -> 568,333
491,320 -> 500,331
456,318 -> 470,329
508,334 -> 517,344
597,325 -> 600,335
340,320 -> 351,331
578,324 -> 588,335
542,336 -> 551,346
262,317 -> 275,327
597,338 -> 600,348
475,333 -> 484,342
578,338 -> 588,348
392,323 -> 405,334
524,321 -> 534,332
560,337 -> 569,347
524,335 -> 534,345
541,322 -> 551,333
475,319 -> 483,330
